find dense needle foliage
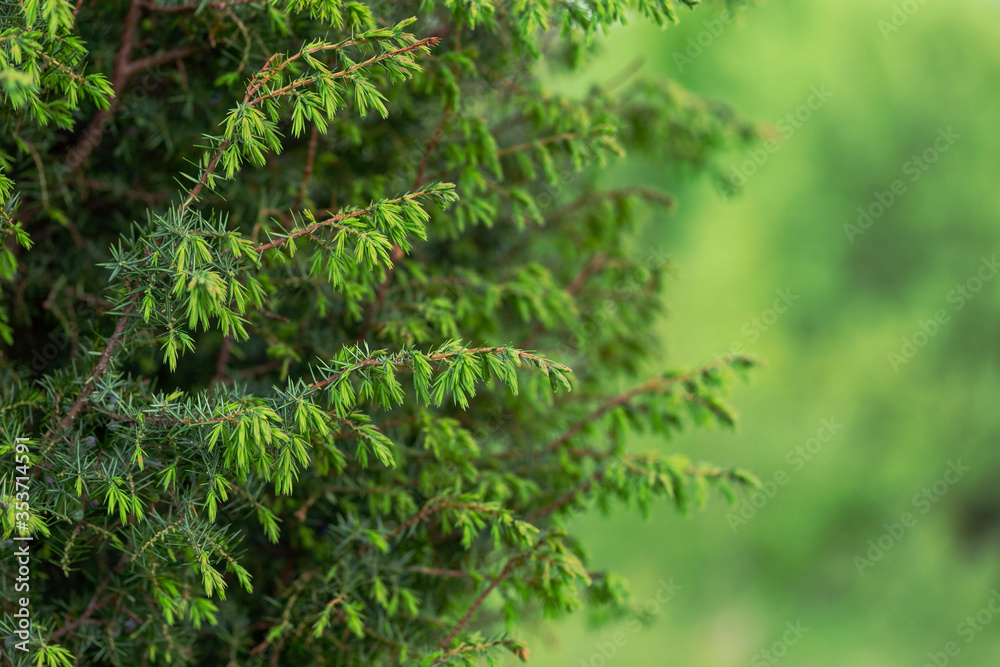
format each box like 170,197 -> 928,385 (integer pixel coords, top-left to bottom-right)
0,0 -> 762,665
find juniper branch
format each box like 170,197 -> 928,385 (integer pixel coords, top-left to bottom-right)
545,355 -> 750,452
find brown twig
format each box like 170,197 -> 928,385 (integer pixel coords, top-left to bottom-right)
239,360 -> 283,379
548,186 -> 675,221
137,0 -> 259,13
520,252 -> 606,349
65,3 -> 203,170
603,56 -> 645,94
293,124 -> 320,211
496,131 -> 582,158
385,500 -> 496,542
49,594 -> 116,639
79,177 -> 167,207
243,38 -> 440,108
527,467 -> 606,521
410,566 -> 469,579
126,45 -> 204,77
258,308 -> 290,322
414,106 -> 451,189
543,355 -> 740,453
529,459 -> 739,521
563,252 -> 607,296
68,289 -> 114,312
362,105 -> 452,337
253,187 -> 440,254
49,556 -> 128,640
211,335 -> 232,391
437,541 -> 542,652
293,483 -> 395,522
373,414 -> 418,431
41,307 -> 134,454
180,37 -> 440,212
433,639 -> 525,664
64,0 -> 142,170
309,346 -> 564,392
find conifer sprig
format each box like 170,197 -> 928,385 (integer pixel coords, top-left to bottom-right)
0,0 -> 764,664
180,21 -> 439,210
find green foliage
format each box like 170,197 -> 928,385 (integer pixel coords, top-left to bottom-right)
0,0 -> 761,665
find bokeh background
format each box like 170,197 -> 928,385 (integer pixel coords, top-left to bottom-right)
524,0 -> 1000,664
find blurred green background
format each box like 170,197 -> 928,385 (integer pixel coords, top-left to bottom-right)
525,0 -> 1000,664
